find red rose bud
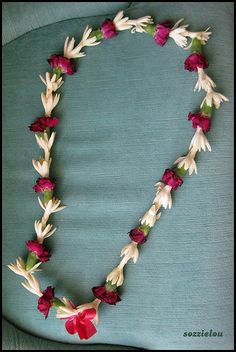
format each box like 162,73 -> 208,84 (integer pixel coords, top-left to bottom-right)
29,116 -> 59,132
92,285 -> 121,305
33,177 -> 55,193
184,53 -> 209,72
129,227 -> 147,244
101,19 -> 118,39
48,54 -> 76,75
154,20 -> 172,46
188,112 -> 211,133
38,286 -> 55,319
26,240 -> 51,262
162,169 -> 183,190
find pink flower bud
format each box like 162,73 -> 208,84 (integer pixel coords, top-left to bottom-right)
33,177 -> 55,193
48,54 -> 76,75
26,240 -> 51,262
92,285 -> 121,305
129,227 -> 147,244
154,20 -> 172,46
188,112 -> 211,133
101,19 -> 118,39
184,53 -> 208,72
162,169 -> 183,190
29,116 -> 59,132
37,286 -> 55,318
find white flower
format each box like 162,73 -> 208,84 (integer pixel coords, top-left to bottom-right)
153,183 -> 172,209
8,257 -> 42,278
120,242 -> 139,264
174,147 -> 198,175
64,26 -> 100,60
34,220 -> 57,244
169,18 -> 189,48
189,126 -> 211,152
32,157 -> 52,177
113,10 -> 133,31
140,204 -> 161,227
38,197 -> 66,223
21,273 -> 42,297
194,68 -> 216,92
200,89 -> 229,109
106,266 -> 124,287
56,297 -> 78,319
40,72 -> 63,96
127,16 -> 154,33
41,92 -> 60,117
186,27 -> 212,45
35,131 -> 56,153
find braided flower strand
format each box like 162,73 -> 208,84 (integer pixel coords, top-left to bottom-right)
8,10 -> 228,340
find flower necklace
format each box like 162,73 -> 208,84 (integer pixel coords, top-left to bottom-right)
8,10 -> 228,340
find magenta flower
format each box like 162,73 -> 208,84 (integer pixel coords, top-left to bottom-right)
129,227 -> 147,244
33,177 -> 55,193
92,285 -> 121,305
26,240 -> 51,262
188,112 -> 211,133
154,20 -> 172,46
184,53 -> 209,72
29,116 -> 59,132
101,19 -> 118,39
48,54 -> 76,75
162,169 -> 183,190
38,286 -> 55,318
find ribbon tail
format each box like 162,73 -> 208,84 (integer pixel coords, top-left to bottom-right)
77,320 -> 97,340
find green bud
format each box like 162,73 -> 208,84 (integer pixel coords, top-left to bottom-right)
53,68 -> 62,80
25,252 -> 38,271
139,223 -> 151,235
144,24 -> 156,36
175,165 -> 187,177
105,280 -> 117,292
191,38 -> 202,53
200,101 -> 213,117
43,189 -> 53,205
89,29 -> 104,40
52,297 -> 65,308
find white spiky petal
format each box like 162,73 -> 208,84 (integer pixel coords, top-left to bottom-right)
153,183 -> 172,209
120,242 -> 139,264
113,10 -> 132,31
21,273 -> 42,296
200,89 -> 229,109
41,92 -> 60,117
189,126 -> 211,152
169,18 -> 189,48
140,204 -> 161,227
32,157 -> 51,177
128,16 -> 154,33
34,220 -> 57,244
7,257 -> 42,278
40,72 -> 63,96
106,266 -> 124,287
194,68 -> 216,93
35,131 -> 56,153
174,147 -> 198,175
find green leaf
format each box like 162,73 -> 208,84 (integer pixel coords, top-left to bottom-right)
25,252 -> 38,271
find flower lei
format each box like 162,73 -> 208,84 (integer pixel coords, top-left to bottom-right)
8,11 -> 228,340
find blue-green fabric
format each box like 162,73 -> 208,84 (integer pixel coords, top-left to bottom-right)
2,2 -> 130,45
2,2 -> 234,350
2,318 -> 138,350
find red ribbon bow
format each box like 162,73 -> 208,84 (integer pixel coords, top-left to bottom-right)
64,308 -> 97,340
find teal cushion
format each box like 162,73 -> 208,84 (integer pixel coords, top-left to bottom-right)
3,2 -> 234,350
